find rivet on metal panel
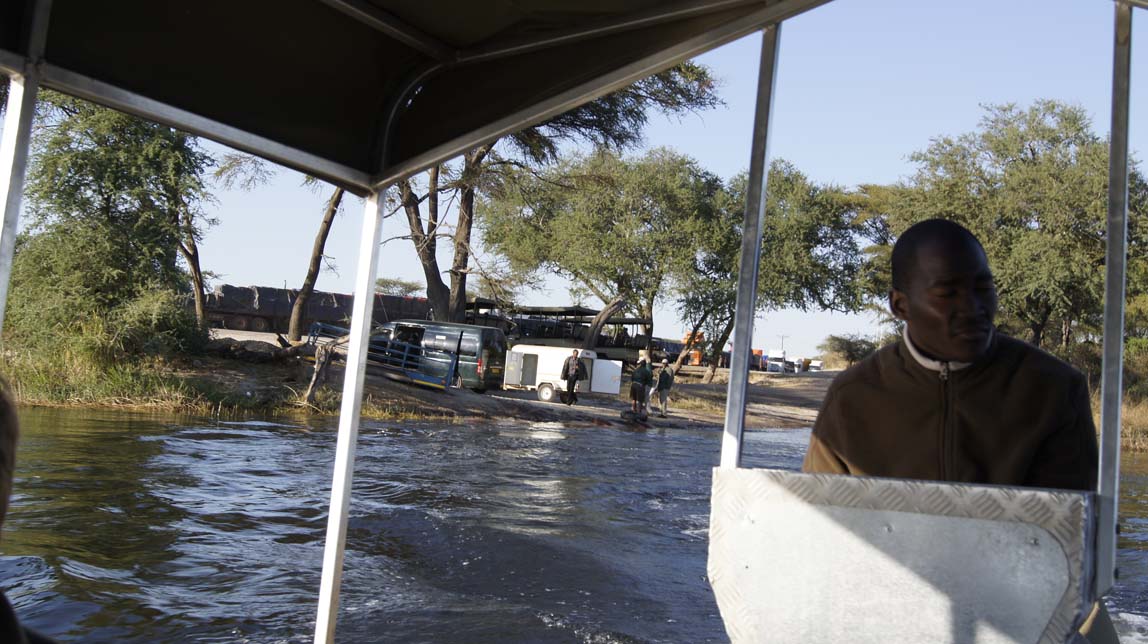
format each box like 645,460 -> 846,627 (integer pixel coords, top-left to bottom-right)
883,524 -> 893,533
1030,537 -> 1040,546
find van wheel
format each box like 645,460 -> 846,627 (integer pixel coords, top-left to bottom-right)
537,384 -> 555,402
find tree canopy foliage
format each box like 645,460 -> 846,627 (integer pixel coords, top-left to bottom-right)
482,147 -> 721,340
483,148 -> 866,378
818,334 -> 878,368
861,100 -> 1148,350
7,91 -> 211,358
375,277 -> 424,297
394,61 -> 722,323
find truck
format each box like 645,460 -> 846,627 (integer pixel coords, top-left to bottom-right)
765,349 -> 786,373
204,284 -> 430,334
502,344 -> 622,402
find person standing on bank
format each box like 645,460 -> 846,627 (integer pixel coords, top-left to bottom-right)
801,218 -> 1114,643
630,357 -> 654,415
560,349 -> 588,405
654,359 -> 675,417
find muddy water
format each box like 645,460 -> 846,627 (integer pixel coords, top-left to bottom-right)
0,408 -> 1145,642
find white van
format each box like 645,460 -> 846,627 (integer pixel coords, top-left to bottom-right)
503,345 -> 622,402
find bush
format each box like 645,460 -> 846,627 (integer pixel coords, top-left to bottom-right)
113,289 -> 208,356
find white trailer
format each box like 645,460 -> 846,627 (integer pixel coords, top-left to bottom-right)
503,344 -> 622,402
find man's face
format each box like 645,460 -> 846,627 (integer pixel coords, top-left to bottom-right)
889,237 -> 998,363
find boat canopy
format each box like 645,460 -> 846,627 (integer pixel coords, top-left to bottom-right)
0,0 -> 828,193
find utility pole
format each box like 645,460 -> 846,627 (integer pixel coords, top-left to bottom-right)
778,334 -> 789,352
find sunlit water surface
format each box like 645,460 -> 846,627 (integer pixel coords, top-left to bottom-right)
0,408 -> 1145,643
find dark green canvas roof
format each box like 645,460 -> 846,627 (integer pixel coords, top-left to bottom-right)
0,0 -> 826,192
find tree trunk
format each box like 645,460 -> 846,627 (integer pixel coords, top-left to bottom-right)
401,171 -> 452,321
640,296 -> 655,351
1061,317 -> 1073,349
674,309 -> 711,372
582,296 -> 626,350
447,145 -> 493,322
168,189 -> 208,328
288,187 -> 344,341
702,313 -> 735,384
1025,302 -> 1051,349
186,245 -> 206,326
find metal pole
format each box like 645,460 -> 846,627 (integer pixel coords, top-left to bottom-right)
0,0 -> 52,337
1095,0 -> 1132,599
314,190 -> 386,643
0,70 -> 39,336
719,24 -> 781,469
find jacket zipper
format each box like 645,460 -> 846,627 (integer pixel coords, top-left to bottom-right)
939,363 -> 950,479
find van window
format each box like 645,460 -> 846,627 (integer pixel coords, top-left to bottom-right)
422,332 -> 458,353
393,325 -> 424,347
458,336 -> 480,356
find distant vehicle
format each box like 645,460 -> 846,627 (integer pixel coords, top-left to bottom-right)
503,345 -> 622,402
377,319 -> 507,393
783,360 -> 796,373
204,284 -> 428,334
809,360 -> 824,372
765,348 -> 786,372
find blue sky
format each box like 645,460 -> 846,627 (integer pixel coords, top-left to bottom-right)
193,0 -> 1146,357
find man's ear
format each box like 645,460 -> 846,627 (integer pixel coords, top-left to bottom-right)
889,289 -> 910,321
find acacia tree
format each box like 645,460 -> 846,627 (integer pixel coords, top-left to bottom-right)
8,91 -> 212,355
396,62 -> 720,323
869,100 -> 1148,349
481,147 -> 721,348
376,277 -> 423,297
685,162 -> 866,382
25,92 -> 214,321
818,334 -> 878,367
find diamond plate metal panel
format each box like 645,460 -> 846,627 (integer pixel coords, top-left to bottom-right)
708,469 -> 1095,644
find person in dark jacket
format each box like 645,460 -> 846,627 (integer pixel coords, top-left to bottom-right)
560,349 -> 588,405
0,381 -> 56,644
630,358 -> 654,414
801,218 -> 1114,642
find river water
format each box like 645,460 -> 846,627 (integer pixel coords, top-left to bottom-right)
0,408 -> 1145,643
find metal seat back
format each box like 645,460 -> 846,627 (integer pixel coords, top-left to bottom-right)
707,468 -> 1095,644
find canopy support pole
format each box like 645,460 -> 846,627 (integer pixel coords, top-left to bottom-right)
0,0 -> 51,336
719,24 -> 781,469
0,69 -> 38,335
314,190 -> 386,644
1096,0 -> 1133,599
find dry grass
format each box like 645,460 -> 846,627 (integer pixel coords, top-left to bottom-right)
1090,391 -> 1148,452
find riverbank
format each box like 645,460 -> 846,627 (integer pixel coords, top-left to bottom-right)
6,331 -> 1147,449
2,331 -> 830,430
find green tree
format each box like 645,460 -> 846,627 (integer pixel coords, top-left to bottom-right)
686,161 -> 865,381
865,100 -> 1148,349
25,92 -> 215,324
397,61 -> 721,323
7,92 -> 210,356
818,334 -> 878,368
481,147 -> 721,348
376,277 -> 423,297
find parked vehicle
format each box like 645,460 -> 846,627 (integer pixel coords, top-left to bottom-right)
205,284 -> 429,334
503,345 -> 622,402
808,360 -> 824,372
377,319 -> 507,392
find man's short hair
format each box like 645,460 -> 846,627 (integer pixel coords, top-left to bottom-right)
890,219 -> 986,291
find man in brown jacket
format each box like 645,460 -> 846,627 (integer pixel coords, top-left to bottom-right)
801,218 -> 1115,641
